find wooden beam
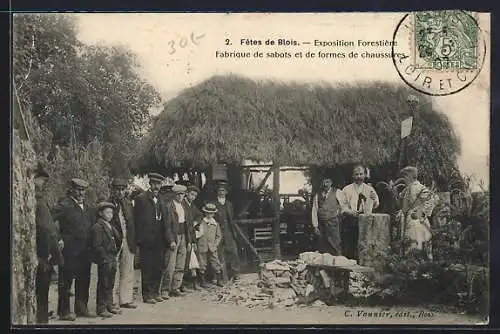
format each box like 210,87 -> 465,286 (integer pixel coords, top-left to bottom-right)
272,162 -> 281,260
232,222 -> 262,263
235,167 -> 273,218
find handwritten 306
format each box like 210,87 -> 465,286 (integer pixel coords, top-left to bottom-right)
167,32 -> 205,55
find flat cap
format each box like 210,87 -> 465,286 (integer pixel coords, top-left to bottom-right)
97,201 -> 115,211
187,185 -> 200,193
71,178 -> 89,189
111,178 -> 128,187
148,173 -> 165,183
172,184 -> 187,194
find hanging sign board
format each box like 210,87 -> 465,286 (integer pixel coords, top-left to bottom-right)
401,116 -> 413,139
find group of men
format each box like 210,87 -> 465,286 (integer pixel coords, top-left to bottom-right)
34,162 -> 435,323
34,167 -> 241,323
311,164 -> 436,260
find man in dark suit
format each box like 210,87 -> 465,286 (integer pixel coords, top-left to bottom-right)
161,184 -> 193,297
52,178 -> 95,320
213,181 -> 241,283
109,178 -> 137,309
133,173 -> 168,304
34,165 -> 63,324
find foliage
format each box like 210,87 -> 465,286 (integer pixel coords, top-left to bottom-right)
37,139 -> 111,207
359,172 -> 489,317
13,13 -> 161,203
13,13 -> 161,180
132,75 -> 461,184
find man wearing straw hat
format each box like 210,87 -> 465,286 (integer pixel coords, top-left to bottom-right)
109,178 -> 137,310
161,184 -> 193,297
52,177 -> 95,320
133,172 -> 168,304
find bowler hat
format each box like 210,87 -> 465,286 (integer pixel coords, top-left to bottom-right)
172,184 -> 187,194
148,173 -> 165,183
202,203 -> 218,213
97,201 -> 115,211
215,181 -> 229,190
71,178 -> 89,189
111,178 -> 128,187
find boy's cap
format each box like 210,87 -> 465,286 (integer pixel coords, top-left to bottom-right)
187,185 -> 200,193
97,201 -> 115,211
172,184 -> 187,194
71,178 -> 89,189
202,203 -> 218,213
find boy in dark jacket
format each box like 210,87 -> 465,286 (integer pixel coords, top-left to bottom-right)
90,202 -> 122,318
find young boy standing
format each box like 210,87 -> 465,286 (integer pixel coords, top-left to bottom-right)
90,201 -> 122,318
195,203 -> 224,288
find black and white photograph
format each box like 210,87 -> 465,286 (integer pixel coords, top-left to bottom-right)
12,12 -> 490,326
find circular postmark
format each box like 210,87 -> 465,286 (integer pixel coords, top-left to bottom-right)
391,10 -> 486,96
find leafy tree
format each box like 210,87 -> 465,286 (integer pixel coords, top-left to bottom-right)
13,13 -> 161,181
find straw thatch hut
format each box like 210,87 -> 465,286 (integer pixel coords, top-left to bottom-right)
130,74 -> 461,261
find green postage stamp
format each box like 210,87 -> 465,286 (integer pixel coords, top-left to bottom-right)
413,11 -> 479,70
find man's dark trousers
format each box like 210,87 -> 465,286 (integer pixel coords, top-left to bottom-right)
140,245 -> 164,300
36,263 -> 52,323
57,252 -> 91,316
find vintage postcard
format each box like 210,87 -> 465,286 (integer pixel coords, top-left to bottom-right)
12,11 -> 490,326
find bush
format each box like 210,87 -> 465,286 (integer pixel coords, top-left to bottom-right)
38,138 -> 111,207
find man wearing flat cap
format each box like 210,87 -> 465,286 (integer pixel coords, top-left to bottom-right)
161,184 -> 193,297
34,165 -> 63,324
133,172 -> 168,304
159,178 -> 175,204
213,181 -> 240,283
109,178 -> 137,309
52,177 -> 95,320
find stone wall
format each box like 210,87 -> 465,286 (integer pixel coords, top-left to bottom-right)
12,130 -> 37,325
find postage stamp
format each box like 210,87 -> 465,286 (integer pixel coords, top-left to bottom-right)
392,10 -> 486,96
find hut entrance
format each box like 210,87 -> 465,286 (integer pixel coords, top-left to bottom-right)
233,161 -> 312,263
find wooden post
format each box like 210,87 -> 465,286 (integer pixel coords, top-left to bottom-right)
272,163 -> 281,260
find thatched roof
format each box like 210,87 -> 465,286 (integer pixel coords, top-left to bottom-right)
131,75 -> 460,180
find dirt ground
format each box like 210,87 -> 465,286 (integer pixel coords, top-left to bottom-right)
46,264 -> 485,325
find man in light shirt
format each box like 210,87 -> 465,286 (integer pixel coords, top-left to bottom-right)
311,178 -> 345,255
162,184 -> 193,297
341,165 -> 379,260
